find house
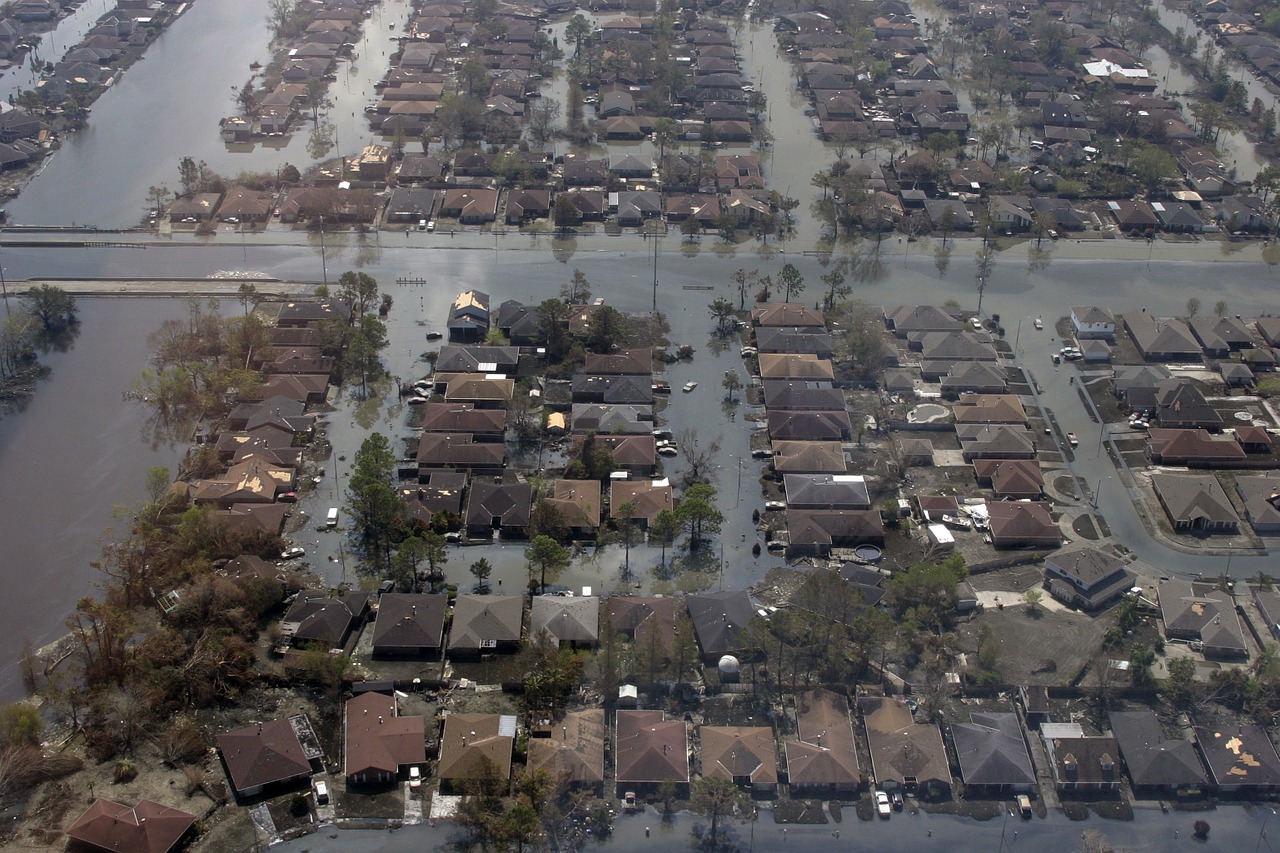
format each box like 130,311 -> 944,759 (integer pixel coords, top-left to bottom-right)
275,299 -> 352,328
714,154 -> 763,189
505,189 -> 551,224
192,458 -> 296,507
859,695 -> 950,797
700,726 -> 778,794
1194,724 -> 1280,793
280,590 -> 368,650
767,410 -> 852,442
610,480 -> 673,527
444,376 -> 515,407
465,482 -> 533,538
436,345 -> 520,374
1108,199 -> 1159,232
1159,579 -> 1248,657
771,441 -> 847,474
686,590 -> 754,661
1108,710 -> 1207,794
543,480 -> 602,536
571,403 -> 652,435
448,290 -> 490,341
950,712 -> 1035,791
665,193 -> 721,226
786,689 -> 860,796
1189,315 -> 1254,356
1125,314 -> 1203,362
419,403 -> 506,437
1235,425 -> 1273,454
439,189 -> 499,223
526,709 -> 606,791
755,327 -> 834,357
1041,724 -> 1121,792
584,349 -> 652,375
1152,379 -> 1221,428
1152,201 -> 1207,233
884,305 -> 962,336
66,799 -> 196,853
924,199 -> 973,231
344,691 -> 426,785
783,473 -> 870,508
987,501 -> 1062,549
762,380 -> 845,411
1253,588 -> 1280,641
941,362 -> 1008,395
1151,473 -> 1239,534
416,433 -> 506,474
1043,546 -> 1136,611
1146,428 -> 1245,465
448,595 -> 524,656
956,424 -> 1036,461
530,596 -> 600,648
401,472 -> 467,525
169,193 -> 222,223
217,716 -> 320,798
215,187 -> 273,222
752,302 -> 826,328
371,594 -> 448,657
1030,196 -> 1087,230
437,713 -> 516,792
609,153 -> 652,179
589,433 -> 656,473
786,509 -> 885,557
1113,365 -> 1173,410
608,596 -> 675,656
614,190 -> 662,226
1072,307 -> 1116,340
973,459 -> 1044,499
615,710 -> 690,797
1234,475 -> 1280,534
758,353 -> 835,381
952,393 -> 1027,425
1221,362 -> 1255,387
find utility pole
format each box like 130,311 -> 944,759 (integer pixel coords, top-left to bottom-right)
319,215 -> 328,285
651,221 -> 659,313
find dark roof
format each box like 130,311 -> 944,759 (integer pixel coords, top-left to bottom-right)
449,595 -> 524,650
465,482 -> 533,527
1195,724 -> 1280,788
950,712 -> 1035,787
1044,546 -> 1131,592
282,590 -> 368,647
686,590 -> 754,656
783,473 -> 871,508
67,799 -> 196,853
217,717 -> 312,794
372,594 -> 448,652
1108,710 -> 1207,788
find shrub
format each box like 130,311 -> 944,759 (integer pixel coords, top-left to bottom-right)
113,759 -> 138,784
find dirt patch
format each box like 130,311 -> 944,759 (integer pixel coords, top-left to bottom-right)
1073,514 -> 1099,540
955,601 -> 1109,685
919,797 -> 1003,820
1090,800 -> 1134,821
771,799 -> 827,824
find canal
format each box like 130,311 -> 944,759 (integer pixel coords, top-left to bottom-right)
5,0 -> 415,229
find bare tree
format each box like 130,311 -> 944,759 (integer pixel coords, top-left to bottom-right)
675,428 -> 721,485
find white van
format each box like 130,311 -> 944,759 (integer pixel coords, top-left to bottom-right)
326,508 -> 339,528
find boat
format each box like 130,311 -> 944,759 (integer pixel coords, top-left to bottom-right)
682,381 -> 697,392
1033,318 -> 1043,330
940,514 -> 972,531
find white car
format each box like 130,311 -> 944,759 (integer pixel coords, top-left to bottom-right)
409,766 -> 422,788
280,546 -> 305,560
764,501 -> 786,511
314,780 -> 329,804
658,446 -> 678,457
682,381 -> 697,392
875,791 -> 891,818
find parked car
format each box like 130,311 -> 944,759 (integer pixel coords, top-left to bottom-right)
409,766 -> 422,789
764,500 -> 786,511
652,382 -> 671,394
658,446 -> 678,457
682,381 -> 698,392
314,780 -> 329,805
1067,432 -> 1078,447
1033,317 -> 1043,330
891,789 -> 904,810
281,546 -> 305,560
875,791 -> 891,818
751,448 -> 773,459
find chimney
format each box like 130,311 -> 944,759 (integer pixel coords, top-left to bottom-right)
1063,752 -> 1078,783
1100,753 -> 1115,781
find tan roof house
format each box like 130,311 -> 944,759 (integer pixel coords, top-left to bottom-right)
344,691 -> 426,785
527,709 -> 606,791
785,689 -> 860,795
859,695 -> 950,797
614,710 -> 690,796
700,726 -> 778,793
437,713 -> 516,791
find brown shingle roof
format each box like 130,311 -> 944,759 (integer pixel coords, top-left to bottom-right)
67,799 -> 196,853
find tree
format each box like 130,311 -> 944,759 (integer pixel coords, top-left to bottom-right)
528,500 -> 569,543
676,483 -> 723,551
560,269 -> 592,305
730,268 -> 758,310
526,534 -> 570,593
777,263 -> 804,301
722,370 -> 743,402
681,214 -> 702,241
565,14 -> 593,58
708,297 -> 736,332
650,508 -> 680,568
1129,643 -> 1156,687
346,433 -> 405,573
675,428 -> 721,485
612,501 -> 642,579
1186,297 -> 1201,318
235,282 -> 258,318
820,260 -> 850,311
21,284 -> 77,333
1024,588 -> 1043,612
469,558 -> 493,592
337,270 -> 379,319
146,184 -> 170,219
828,298 -> 887,381
526,97 -> 560,149
690,777 -> 750,842
537,298 -> 571,359
653,117 -> 677,162
1214,300 -> 1228,317
887,553 -> 967,633
237,78 -> 258,117
553,194 -> 579,234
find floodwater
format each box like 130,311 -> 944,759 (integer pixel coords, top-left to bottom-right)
0,0 -> 117,106
0,297 -> 194,702
6,0 -> 414,228
270,798 -> 1277,853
